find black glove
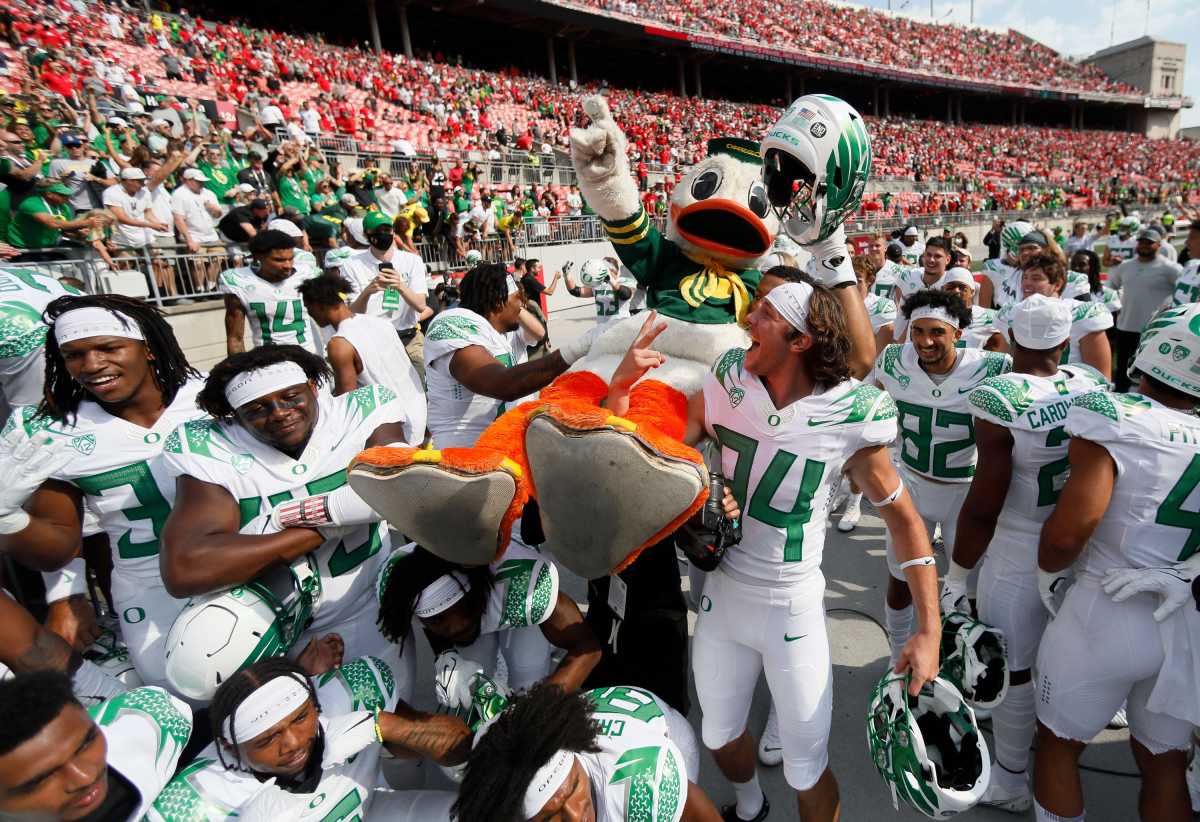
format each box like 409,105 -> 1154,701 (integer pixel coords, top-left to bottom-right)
674,472 -> 740,572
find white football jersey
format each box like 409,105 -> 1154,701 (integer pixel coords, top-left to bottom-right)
158,386 -> 402,639
149,656 -> 399,822
960,306 -> 1000,349
1172,259 -> 1200,307
891,265 -> 937,305
1067,391 -> 1200,580
1088,286 -> 1123,314
994,298 -> 1112,366
899,241 -> 924,267
593,274 -> 636,328
3,379 -> 206,582
864,293 -> 896,333
875,344 -> 1012,483
967,365 -> 1110,542
703,349 -> 898,586
981,259 -> 1019,309
330,313 -> 426,446
423,307 -> 537,448
578,685 -> 689,822
872,260 -> 904,298
0,267 -> 76,375
91,686 -> 193,822
1106,236 -> 1137,264
218,266 -> 323,354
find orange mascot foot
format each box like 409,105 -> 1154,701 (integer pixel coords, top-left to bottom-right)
348,445 -> 526,565
525,379 -> 708,580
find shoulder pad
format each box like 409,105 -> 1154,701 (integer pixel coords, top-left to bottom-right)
1067,390 -> 1149,440
89,686 -> 192,750
809,382 -> 897,427
317,656 -> 397,713
1060,363 -> 1109,390
968,375 -> 1032,425
426,314 -> 481,342
711,347 -> 746,383
345,384 -> 399,421
1,405 -> 54,439
217,270 -> 240,288
493,553 -> 559,628
149,758 -> 227,822
876,344 -> 907,388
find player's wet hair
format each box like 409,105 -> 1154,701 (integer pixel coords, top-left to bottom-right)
460,262 -> 517,318
454,682 -> 603,822
1071,250 -> 1103,297
209,656 -> 319,773
376,545 -> 493,647
297,273 -> 352,308
197,345 -> 331,420
1021,253 -> 1068,290
0,671 -> 81,757
901,289 -> 973,328
40,294 -> 199,424
248,229 -> 296,256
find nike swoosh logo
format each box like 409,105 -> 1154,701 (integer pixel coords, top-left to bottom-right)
762,746 -> 782,752
784,633 -> 807,642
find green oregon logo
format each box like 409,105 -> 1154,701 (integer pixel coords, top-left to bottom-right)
122,607 -> 146,624
767,414 -> 781,427
143,432 -> 161,444
308,793 -> 326,809
292,463 -> 308,475
231,454 -> 253,474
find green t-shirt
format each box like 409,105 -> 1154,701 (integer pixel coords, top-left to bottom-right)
0,188 -> 11,240
8,195 -> 72,249
197,161 -> 238,201
278,175 -> 311,215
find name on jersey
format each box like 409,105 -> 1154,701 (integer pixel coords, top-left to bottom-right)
1026,400 -> 1070,430
1167,421 -> 1200,445
596,718 -> 626,738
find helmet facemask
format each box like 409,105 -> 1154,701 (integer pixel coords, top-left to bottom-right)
763,147 -> 819,246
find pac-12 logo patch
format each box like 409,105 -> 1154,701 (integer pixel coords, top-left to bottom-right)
810,122 -> 827,138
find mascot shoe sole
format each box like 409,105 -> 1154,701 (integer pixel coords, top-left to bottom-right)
349,447 -> 522,565
525,408 -> 706,580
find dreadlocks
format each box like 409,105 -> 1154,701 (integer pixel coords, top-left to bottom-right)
453,682 -> 602,822
459,262 -> 516,318
376,544 -> 492,647
196,345 -> 331,421
208,656 -> 319,773
39,294 -> 199,424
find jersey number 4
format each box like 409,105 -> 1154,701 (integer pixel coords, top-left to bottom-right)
713,425 -> 826,562
1156,454 -> 1200,561
250,300 -> 307,345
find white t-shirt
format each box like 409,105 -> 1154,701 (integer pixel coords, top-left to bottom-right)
423,307 -> 537,448
375,187 -> 406,218
103,183 -> 154,247
300,108 -> 321,134
340,248 -> 428,332
331,313 -> 427,445
145,184 -> 174,244
170,185 -> 221,244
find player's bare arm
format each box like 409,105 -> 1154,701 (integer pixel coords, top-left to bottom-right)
378,702 -> 472,765
223,295 -> 247,356
324,337 -> 361,396
953,418 -> 1014,571
449,344 -> 570,403
537,593 -> 603,692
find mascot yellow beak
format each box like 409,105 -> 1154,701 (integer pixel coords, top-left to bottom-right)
671,199 -> 773,261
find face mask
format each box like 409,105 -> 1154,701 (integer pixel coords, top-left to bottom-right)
368,233 -> 393,251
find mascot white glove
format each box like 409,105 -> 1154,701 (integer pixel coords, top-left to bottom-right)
1038,567 -> 1073,618
0,431 -> 74,534
939,561 -> 972,616
238,779 -> 309,822
802,224 -> 857,289
569,96 -> 641,221
434,649 -> 485,711
322,710 -> 380,765
557,322 -> 606,366
1103,554 -> 1200,622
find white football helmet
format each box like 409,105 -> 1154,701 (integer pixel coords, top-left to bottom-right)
939,613 -> 1009,711
1000,221 -> 1034,259
578,258 -> 612,287
867,673 -> 990,817
163,557 -> 321,700
465,249 -> 483,266
760,94 -> 872,245
1130,303 -> 1200,399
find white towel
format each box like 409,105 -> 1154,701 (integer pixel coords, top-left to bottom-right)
1147,600 -> 1200,725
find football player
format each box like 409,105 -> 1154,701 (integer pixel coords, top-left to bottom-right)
606,281 -> 940,822
1032,303 -> 1200,822
944,295 -> 1108,812
936,268 -> 1004,350
220,229 -> 324,357
456,682 -> 717,822
0,267 -> 80,421
158,346 -> 408,681
149,656 -> 468,821
566,258 -> 636,329
978,220 -> 1032,310
889,236 -> 951,339
0,295 -> 206,689
0,671 -> 191,821
874,289 -> 1011,667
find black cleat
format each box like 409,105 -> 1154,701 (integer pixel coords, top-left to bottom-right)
721,793 -> 770,822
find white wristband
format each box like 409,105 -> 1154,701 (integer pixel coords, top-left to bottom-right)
868,478 -> 904,508
43,557 -> 88,603
898,556 -> 936,571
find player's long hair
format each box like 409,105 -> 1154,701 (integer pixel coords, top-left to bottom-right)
460,262 -> 516,317
209,656 -> 320,774
764,266 -> 853,388
376,545 -> 493,648
453,682 -> 602,822
197,345 -> 332,420
1071,249 -> 1103,297
39,295 -> 200,424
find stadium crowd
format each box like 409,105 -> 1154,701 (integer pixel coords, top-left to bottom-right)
574,0 -> 1139,95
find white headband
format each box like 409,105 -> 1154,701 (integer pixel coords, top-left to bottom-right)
222,676 -> 310,744
764,281 -> 813,333
224,362 -> 310,410
506,275 -> 520,296
909,306 -> 960,329
415,572 -> 470,619
522,750 -> 577,818
53,307 -> 145,346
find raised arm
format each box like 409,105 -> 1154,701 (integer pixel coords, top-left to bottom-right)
538,593 -> 602,692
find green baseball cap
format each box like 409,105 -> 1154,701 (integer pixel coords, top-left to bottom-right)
44,182 -> 73,196
363,211 -> 393,232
